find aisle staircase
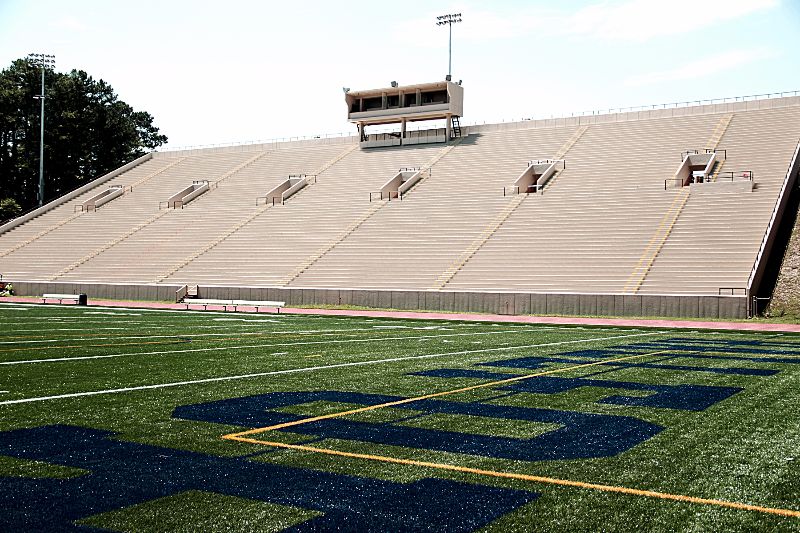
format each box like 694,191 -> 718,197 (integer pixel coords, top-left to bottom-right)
49,210 -> 171,280
161,143 -> 358,284
432,125 -> 588,290
621,114 -> 733,293
281,139 -> 464,286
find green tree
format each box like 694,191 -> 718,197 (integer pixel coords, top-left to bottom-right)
0,198 -> 22,222
0,59 -> 167,211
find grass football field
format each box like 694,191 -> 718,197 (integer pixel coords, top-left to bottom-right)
0,302 -> 798,531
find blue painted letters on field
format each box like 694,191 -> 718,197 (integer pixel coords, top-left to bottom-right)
0,425 -> 536,531
173,391 -> 663,461
412,369 -> 741,411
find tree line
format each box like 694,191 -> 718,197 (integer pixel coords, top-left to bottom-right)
0,58 -> 167,220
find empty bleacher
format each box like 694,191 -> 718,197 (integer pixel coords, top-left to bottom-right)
443,113 -> 723,293
640,105 -> 800,295
160,143 -> 445,286
289,127 -> 575,289
1,95 -> 798,318
56,144 -> 349,283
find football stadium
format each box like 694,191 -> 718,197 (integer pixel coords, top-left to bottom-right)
1,2 -> 800,531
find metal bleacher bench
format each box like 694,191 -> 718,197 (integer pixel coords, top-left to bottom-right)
184,299 -> 286,313
41,293 -> 84,304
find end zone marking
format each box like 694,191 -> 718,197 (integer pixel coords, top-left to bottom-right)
223,436 -> 799,519
225,351 -> 668,437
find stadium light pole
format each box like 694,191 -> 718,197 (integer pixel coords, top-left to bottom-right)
27,53 -> 56,207
436,13 -> 462,78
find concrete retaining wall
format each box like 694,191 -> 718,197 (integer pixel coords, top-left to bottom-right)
9,281 -> 748,319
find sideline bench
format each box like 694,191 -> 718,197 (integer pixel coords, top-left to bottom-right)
42,293 -> 87,305
184,299 -> 286,313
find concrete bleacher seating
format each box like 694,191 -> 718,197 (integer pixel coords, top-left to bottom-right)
0,96 -> 798,317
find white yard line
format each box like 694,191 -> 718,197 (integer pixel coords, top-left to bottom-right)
0,328 -> 635,366
0,331 -> 665,405
0,324 -> 545,346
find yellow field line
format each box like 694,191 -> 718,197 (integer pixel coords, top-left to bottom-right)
224,436 -> 799,518
221,348 -> 799,519
225,351 -> 668,438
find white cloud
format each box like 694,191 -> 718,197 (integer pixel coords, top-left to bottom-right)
624,48 -> 775,86
567,0 -> 779,42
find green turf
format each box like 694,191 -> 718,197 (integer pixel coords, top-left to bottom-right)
0,302 -> 799,531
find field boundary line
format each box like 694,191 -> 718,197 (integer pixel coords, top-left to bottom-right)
0,332 -> 664,403
225,351 -> 668,437
226,437 -> 799,519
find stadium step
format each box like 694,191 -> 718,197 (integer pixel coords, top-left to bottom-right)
280,199 -> 390,285
153,203 -> 274,282
621,188 -> 690,293
705,114 -> 733,152
621,114 -> 736,293
283,139 -> 464,286
541,125 -> 588,193
0,212 -> 84,259
127,156 -> 188,192
49,209 -> 172,280
210,151 -> 269,189
554,125 -> 589,160
434,126 -> 589,290
315,143 -> 359,175
430,193 -> 527,290
0,156 -> 188,261
163,143 -> 359,284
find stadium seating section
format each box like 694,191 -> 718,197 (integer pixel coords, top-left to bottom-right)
1,97 -> 799,307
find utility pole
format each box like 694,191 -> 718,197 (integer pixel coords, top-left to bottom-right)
27,53 -> 56,207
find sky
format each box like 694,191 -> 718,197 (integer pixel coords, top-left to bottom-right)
1,0 -> 799,149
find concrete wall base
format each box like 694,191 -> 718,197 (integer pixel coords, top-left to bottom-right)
9,281 -> 748,319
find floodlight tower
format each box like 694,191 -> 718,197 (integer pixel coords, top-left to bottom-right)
27,53 -> 56,207
436,13 -> 462,79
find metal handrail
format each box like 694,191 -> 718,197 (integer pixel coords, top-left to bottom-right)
256,196 -> 282,206
681,149 -> 699,161
527,159 -> 566,169
369,191 -> 400,202
715,170 -> 754,182
718,287 -> 746,296
664,177 -> 685,190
